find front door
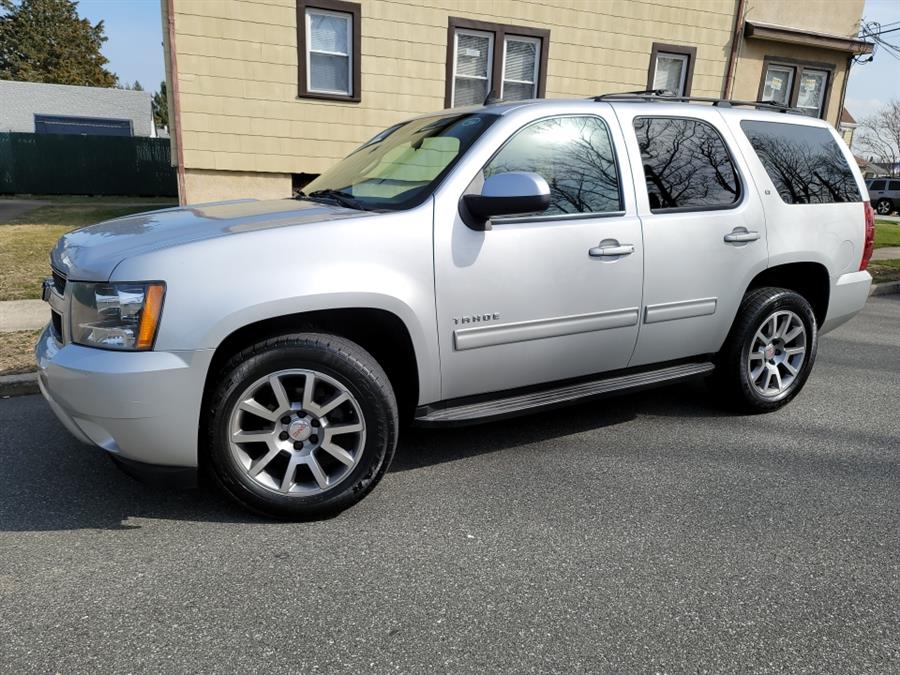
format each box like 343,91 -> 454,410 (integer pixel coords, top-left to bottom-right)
432,111 -> 644,401
614,108 -> 769,366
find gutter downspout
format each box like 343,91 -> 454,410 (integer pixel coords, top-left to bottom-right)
722,0 -> 747,99
164,0 -> 187,205
837,54 -> 853,129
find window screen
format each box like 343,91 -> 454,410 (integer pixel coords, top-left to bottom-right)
502,37 -> 539,101
453,30 -> 493,107
307,9 -> 351,95
741,121 -> 862,204
483,115 -> 621,216
633,117 -> 740,211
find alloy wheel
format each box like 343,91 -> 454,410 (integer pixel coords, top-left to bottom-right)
227,369 -> 366,495
746,310 -> 807,398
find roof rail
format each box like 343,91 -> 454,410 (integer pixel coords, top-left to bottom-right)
591,91 -> 804,114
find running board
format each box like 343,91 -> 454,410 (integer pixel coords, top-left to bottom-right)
415,361 -> 715,425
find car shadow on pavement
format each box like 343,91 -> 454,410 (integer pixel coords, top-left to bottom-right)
392,379 -> 729,472
0,381 -> 728,532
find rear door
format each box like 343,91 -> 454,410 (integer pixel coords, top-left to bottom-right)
613,105 -> 769,366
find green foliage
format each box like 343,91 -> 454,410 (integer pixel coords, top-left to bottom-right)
0,0 -> 117,87
153,80 -> 168,130
117,79 -> 144,91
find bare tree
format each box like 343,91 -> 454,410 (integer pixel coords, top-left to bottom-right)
856,100 -> 900,176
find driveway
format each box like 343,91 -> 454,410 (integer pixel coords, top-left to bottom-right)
1,297 -> 898,673
0,198 -> 49,223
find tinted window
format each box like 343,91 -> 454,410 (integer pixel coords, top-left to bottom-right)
741,121 -> 862,204
889,181 -> 900,191
633,117 -> 740,211
870,180 -> 886,191
483,115 -> 621,216
304,112 -> 498,211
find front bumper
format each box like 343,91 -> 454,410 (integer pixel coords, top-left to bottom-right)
35,326 -> 213,467
821,270 -> 872,335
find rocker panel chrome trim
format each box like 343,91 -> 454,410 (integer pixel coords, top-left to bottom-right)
453,307 -> 640,351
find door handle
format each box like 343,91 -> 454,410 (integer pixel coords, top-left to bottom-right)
723,229 -> 760,243
589,243 -> 635,257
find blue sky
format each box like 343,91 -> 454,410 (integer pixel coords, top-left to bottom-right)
77,0 -> 165,91
78,0 -> 900,116
846,0 -> 900,120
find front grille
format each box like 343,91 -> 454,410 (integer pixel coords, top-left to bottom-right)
51,269 -> 67,294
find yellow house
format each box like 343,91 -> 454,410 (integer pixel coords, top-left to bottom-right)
161,0 -> 872,204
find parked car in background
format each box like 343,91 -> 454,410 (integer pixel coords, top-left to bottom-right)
866,177 -> 900,215
37,95 -> 874,519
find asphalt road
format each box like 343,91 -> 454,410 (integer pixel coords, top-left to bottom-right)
2,297 -> 899,673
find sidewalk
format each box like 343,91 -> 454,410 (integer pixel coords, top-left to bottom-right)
0,300 -> 47,332
872,246 -> 900,262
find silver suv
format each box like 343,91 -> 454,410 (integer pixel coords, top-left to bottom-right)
37,96 -> 875,518
867,177 -> 900,215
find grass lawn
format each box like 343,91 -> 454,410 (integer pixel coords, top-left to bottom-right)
1,194 -> 176,205
0,201 -> 175,301
0,329 -> 41,376
875,220 -> 900,248
869,259 -> 900,284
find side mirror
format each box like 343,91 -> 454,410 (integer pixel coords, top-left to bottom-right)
460,172 -> 551,231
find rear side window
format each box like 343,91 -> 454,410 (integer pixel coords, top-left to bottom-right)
740,121 -> 861,204
870,180 -> 886,191
890,181 -> 900,191
633,117 -> 740,211
483,115 -> 622,216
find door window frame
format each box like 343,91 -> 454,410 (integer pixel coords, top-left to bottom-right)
632,115 -> 746,215
471,113 -> 626,225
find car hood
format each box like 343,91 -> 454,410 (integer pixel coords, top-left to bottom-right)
51,198 -> 378,280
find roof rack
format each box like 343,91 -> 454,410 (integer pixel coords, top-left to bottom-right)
591,90 -> 804,114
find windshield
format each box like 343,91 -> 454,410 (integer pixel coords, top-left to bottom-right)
302,111 -> 499,211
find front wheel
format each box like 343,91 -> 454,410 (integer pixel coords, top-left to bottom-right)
715,287 -> 818,413
875,198 -> 894,216
205,333 -> 398,519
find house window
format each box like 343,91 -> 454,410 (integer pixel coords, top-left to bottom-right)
761,65 -> 794,106
453,29 -> 494,107
758,58 -> 834,118
796,69 -> 828,117
647,43 -> 696,96
446,17 -> 549,108
297,0 -> 361,101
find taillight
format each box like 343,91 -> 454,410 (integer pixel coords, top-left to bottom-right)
861,201 -> 875,271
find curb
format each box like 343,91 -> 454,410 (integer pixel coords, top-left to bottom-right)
870,281 -> 900,297
0,372 -> 39,398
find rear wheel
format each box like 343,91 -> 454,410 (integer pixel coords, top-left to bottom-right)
205,333 -> 398,519
715,287 -> 818,413
875,198 -> 894,216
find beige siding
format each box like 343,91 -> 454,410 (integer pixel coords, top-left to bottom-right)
168,0 -> 866,203
171,0 -> 736,181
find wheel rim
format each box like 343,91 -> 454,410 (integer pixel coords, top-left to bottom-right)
227,369 -> 366,496
877,201 -> 891,215
747,310 -> 807,398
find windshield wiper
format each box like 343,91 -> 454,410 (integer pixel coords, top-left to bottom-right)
300,188 -> 371,211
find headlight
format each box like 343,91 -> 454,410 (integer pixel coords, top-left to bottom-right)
70,281 -> 165,351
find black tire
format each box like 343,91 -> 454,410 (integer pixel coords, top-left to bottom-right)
875,198 -> 894,216
714,287 -> 818,413
205,333 -> 398,519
